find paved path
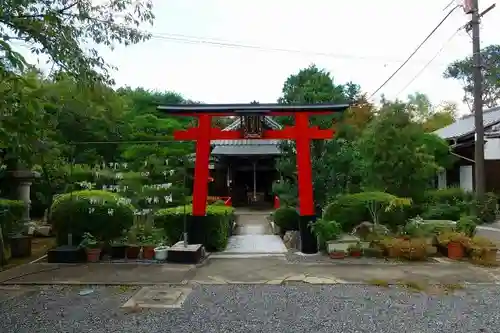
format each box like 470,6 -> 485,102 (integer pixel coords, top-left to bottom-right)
216,209 -> 287,257
2,284 -> 500,333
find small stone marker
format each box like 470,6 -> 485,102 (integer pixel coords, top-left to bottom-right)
122,286 -> 192,309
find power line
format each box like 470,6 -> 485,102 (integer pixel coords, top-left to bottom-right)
148,32 -> 450,67
395,25 -> 464,98
368,5 -> 460,99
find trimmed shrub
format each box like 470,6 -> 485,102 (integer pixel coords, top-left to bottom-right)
0,199 -> 25,236
424,187 -> 472,204
155,204 -> 234,251
50,190 -> 135,245
323,192 -> 411,231
273,207 -> 299,232
470,192 -> 498,224
421,203 -> 461,221
423,187 -> 472,213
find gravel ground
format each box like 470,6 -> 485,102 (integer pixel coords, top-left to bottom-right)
0,284 -> 498,333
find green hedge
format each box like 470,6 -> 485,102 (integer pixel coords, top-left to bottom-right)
273,207 -> 299,232
323,192 -> 411,231
155,204 -> 234,251
424,187 -> 473,205
50,190 -> 135,245
0,199 -> 25,236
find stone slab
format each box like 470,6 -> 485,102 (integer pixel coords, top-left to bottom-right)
122,286 -> 192,309
224,235 -> 287,254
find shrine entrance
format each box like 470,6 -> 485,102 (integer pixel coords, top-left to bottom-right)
157,103 -> 349,254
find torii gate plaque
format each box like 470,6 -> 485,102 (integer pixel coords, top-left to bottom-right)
157,103 -> 349,253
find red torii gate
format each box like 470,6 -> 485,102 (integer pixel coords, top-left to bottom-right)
157,103 -> 349,253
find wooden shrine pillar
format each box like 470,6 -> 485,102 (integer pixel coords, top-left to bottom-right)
192,114 -> 211,216
294,113 -> 317,253
295,113 -> 315,216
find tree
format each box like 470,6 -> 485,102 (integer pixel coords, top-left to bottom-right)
358,101 -> 448,200
0,0 -> 154,83
405,92 -> 457,132
422,101 -> 457,132
273,65 -> 362,207
444,44 -> 500,109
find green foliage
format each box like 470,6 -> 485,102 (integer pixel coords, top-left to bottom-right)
155,205 -> 234,251
273,207 -> 299,232
456,216 -> 478,237
0,199 -> 25,236
424,187 -> 473,206
358,103 -> 446,200
309,219 -> 341,249
444,44 -> 500,108
79,232 -> 99,249
421,203 -> 462,221
1,0 -> 154,84
323,192 -> 411,231
470,192 -> 498,224
50,190 -> 135,245
274,65 -> 364,206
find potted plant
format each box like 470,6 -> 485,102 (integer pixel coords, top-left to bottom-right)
437,232 -> 469,260
348,242 -> 362,257
139,235 -> 156,260
110,232 -> 128,259
124,230 -> 140,259
329,249 -> 346,259
470,236 -> 497,262
154,243 -> 169,261
79,232 -> 101,262
400,239 -> 428,261
309,219 -> 342,253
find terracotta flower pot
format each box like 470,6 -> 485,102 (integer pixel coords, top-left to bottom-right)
86,248 -> 101,263
126,245 -> 141,259
349,250 -> 362,257
329,251 -> 345,259
142,245 -> 155,260
447,242 -> 464,260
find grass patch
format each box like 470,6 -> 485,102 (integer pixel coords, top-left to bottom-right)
366,279 -> 390,287
397,280 -> 427,292
114,285 -> 135,293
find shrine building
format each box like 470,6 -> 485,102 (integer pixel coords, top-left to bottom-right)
207,115 -> 283,208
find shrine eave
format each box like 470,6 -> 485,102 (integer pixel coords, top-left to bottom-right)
156,103 -> 350,115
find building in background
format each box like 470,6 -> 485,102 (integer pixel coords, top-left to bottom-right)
434,106 -> 500,192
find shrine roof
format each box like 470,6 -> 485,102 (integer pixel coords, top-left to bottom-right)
211,116 -> 283,155
157,103 -> 349,114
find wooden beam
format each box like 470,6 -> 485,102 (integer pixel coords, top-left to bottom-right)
174,127 -> 335,141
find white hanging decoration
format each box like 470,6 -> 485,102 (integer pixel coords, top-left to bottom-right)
108,208 -> 114,216
88,207 -> 95,214
153,196 -> 159,204
164,194 -> 173,203
122,162 -> 128,169
89,197 -> 99,205
115,172 -> 123,180
146,196 -> 153,204
169,169 -> 175,176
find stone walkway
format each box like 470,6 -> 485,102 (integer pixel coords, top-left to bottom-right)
215,209 -> 287,257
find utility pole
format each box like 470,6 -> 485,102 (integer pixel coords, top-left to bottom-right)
470,0 -> 485,198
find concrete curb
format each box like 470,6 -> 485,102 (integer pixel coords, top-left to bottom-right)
2,280 -> 497,287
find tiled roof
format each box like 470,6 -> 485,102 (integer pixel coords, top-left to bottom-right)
433,106 -> 500,140
211,116 -> 284,155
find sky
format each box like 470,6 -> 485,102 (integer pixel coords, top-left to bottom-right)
20,0 -> 500,114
